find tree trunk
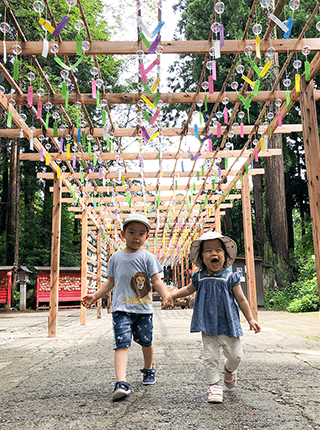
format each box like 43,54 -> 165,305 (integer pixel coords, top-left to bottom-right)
223,207 -> 233,233
252,159 -> 265,259
285,172 -> 294,251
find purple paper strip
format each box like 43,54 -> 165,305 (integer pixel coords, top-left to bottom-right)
141,126 -> 150,141
219,23 -> 224,48
148,34 -> 161,54
84,164 -> 94,172
201,133 -> 214,143
99,168 -> 102,179
191,152 -> 201,161
218,168 -> 221,180
139,155 -> 142,167
60,138 -> 64,152
73,156 -> 76,169
40,147 -> 43,161
52,16 -> 70,37
188,147 -> 191,159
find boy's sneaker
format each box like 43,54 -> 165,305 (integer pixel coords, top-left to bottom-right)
208,385 -> 223,403
140,367 -> 156,385
112,381 -> 131,401
224,367 -> 237,388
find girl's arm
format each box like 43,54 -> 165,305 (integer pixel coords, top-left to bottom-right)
163,282 -> 196,307
232,284 -> 261,333
81,276 -> 114,308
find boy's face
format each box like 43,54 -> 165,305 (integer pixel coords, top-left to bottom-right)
201,239 -> 226,274
121,221 -> 149,252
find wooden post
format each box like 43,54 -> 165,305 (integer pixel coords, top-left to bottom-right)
300,77 -> 320,302
97,228 -> 102,319
215,207 -> 221,233
241,174 -> 258,321
80,208 -> 87,326
48,173 -> 61,338
180,256 -> 185,288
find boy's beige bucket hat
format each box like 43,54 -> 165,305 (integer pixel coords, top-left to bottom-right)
190,230 -> 237,269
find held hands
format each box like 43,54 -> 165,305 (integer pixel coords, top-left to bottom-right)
162,293 -> 174,309
81,294 -> 96,309
249,319 -> 262,333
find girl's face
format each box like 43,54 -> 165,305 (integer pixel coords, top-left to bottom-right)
201,239 -> 226,274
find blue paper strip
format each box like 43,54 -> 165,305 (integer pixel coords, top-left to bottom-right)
283,17 -> 294,39
194,124 -> 198,138
78,127 -> 81,142
151,20 -> 165,38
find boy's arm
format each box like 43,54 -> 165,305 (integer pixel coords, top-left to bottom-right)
92,276 -> 114,301
232,284 -> 261,333
150,273 -> 170,299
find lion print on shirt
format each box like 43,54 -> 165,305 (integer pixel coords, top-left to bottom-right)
122,271 -> 152,305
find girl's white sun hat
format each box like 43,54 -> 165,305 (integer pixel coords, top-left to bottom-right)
190,230 -> 237,269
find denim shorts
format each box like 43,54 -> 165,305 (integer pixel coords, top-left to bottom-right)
112,311 -> 153,350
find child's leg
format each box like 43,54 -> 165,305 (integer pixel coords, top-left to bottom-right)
201,333 -> 221,385
142,344 -> 154,369
114,347 -> 129,381
220,335 -> 243,373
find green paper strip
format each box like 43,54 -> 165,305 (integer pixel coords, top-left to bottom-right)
142,81 -> 153,96
197,171 -> 199,181
80,160 -> 86,169
73,190 -> 76,199
142,110 -> 151,122
225,158 -> 228,169
187,200 -> 189,210
96,90 -> 100,107
222,195 -> 225,203
153,92 -> 161,106
244,93 -> 253,110
62,81 -> 67,99
7,111 -> 13,127
81,171 -> 84,182
249,58 -> 261,76
175,181 -> 177,190
205,195 -> 208,204
88,142 -> 91,157
93,153 -> 97,166
139,32 -> 151,49
246,163 -> 249,175
76,34 -> 83,55
82,130 -> 86,145
237,93 -> 246,105
227,189 -> 230,197
98,202 -> 101,209
286,91 -> 290,109
69,184 -> 72,194
189,195 -> 192,202
239,172 -> 242,183
234,180 -> 237,189
204,94 -> 207,112
212,180 -> 215,190
65,91 -> 68,108
102,109 -> 107,125
193,182 -> 196,191
199,111 -> 203,126
107,134 -> 110,148
215,172 -> 218,182
13,58 -> 19,80
201,165 -> 204,176
253,79 -> 260,96
53,121 -> 58,137
270,124 -> 272,138
200,204 -> 203,212
45,113 -> 49,130
54,54 -> 85,71
305,60 -> 310,81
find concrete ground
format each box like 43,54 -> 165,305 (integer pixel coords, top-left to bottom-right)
0,306 -> 319,430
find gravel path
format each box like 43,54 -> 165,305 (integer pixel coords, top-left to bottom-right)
0,307 -> 319,429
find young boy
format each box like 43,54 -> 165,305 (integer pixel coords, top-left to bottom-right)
81,214 -> 169,401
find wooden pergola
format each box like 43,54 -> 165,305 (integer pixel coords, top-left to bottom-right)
0,0 -> 320,337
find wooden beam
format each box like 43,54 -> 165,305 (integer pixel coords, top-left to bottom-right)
48,173 -> 62,338
7,91 -> 320,106
299,77 -> 320,303
81,209 -> 87,326
21,149 -> 281,162
0,38 -> 318,55
241,173 -> 258,321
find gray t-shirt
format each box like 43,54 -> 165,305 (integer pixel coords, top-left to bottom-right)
107,249 -> 162,314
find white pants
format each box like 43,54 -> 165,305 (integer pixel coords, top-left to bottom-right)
202,333 -> 244,385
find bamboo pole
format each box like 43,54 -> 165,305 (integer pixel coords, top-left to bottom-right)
97,228 -> 102,319
299,77 -> 320,303
48,173 -> 62,338
80,208 -> 87,326
241,174 -> 258,321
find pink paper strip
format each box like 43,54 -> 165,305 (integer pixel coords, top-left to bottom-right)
179,221 -> 183,229
217,123 -> 221,137
209,139 -> 212,152
224,107 -> 228,123
28,87 -> 33,105
139,63 -> 148,82
40,147 -> 43,161
37,101 -> 42,119
145,58 -> 160,74
149,110 -> 160,126
240,122 -> 244,137
278,110 -> 282,127
92,79 -> 97,99
212,61 -> 216,80
219,24 -> 224,47
209,75 -> 214,94
255,149 -> 259,162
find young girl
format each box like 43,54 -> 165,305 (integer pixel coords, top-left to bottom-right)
164,230 -> 261,403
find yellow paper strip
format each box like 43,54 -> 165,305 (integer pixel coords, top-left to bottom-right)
295,74 -> 300,92
149,131 -> 160,141
260,137 -> 264,151
39,18 -> 55,34
256,36 -> 261,59
66,143 -> 70,158
141,95 -> 155,109
209,208 -> 212,217
151,78 -> 160,93
45,153 -> 50,165
121,174 -> 125,186
242,75 -> 255,87
57,166 -> 61,179
259,60 -> 272,78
